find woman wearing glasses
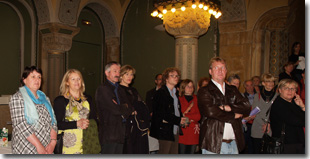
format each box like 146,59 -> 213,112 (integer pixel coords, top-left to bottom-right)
269,79 -> 305,154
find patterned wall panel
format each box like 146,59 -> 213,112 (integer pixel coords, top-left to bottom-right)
59,0 -> 81,25
219,0 -> 246,23
87,3 -> 118,38
269,30 -> 288,78
33,0 -> 50,24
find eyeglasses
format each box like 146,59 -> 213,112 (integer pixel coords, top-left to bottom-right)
169,75 -> 180,78
282,87 -> 296,91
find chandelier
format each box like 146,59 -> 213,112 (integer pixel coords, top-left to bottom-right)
151,0 -> 222,20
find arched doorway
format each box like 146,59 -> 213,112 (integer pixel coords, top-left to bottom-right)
0,1 -> 36,95
67,8 -> 104,100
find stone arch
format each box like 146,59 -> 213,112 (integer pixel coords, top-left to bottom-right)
0,0 -> 37,68
251,6 -> 289,77
33,0 -> 51,24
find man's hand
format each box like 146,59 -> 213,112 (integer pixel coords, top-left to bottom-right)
234,113 -> 243,119
219,105 -> 231,112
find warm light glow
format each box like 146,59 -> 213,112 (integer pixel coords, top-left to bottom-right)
192,4 -> 197,9
212,11 -> 217,16
171,7 -> 176,12
151,0 -> 222,20
152,10 -> 158,17
163,9 -> 167,14
208,9 -> 214,14
181,6 -> 186,11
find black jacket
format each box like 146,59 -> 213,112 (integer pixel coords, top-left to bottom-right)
150,85 -> 182,141
270,96 -> 305,144
145,87 -> 157,114
95,80 -> 134,144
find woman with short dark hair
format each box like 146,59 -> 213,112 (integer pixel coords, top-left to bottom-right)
9,66 -> 57,154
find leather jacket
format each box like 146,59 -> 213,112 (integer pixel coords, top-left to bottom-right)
197,81 -> 251,153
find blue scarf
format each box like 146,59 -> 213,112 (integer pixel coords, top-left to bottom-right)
19,86 -> 57,127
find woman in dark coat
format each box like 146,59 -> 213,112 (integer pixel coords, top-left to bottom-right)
119,65 -> 150,154
270,79 -> 305,154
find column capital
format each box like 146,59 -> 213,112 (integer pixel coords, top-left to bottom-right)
39,23 -> 80,53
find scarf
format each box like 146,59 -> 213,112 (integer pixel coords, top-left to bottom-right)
19,86 -> 57,127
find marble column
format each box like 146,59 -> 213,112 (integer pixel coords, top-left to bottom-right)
38,23 -> 80,101
163,8 -> 211,83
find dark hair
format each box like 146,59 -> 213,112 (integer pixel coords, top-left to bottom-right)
20,66 -> 42,86
161,67 -> 181,86
282,61 -> 294,71
105,61 -> 121,72
155,73 -> 162,80
227,74 -> 240,83
179,79 -> 195,96
291,42 -> 301,55
198,77 -> 210,88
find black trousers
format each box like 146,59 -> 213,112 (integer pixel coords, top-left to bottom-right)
283,143 -> 305,154
252,137 -> 263,154
101,143 -> 124,154
179,144 -> 196,154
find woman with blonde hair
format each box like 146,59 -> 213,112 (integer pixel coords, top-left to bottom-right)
251,73 -> 278,153
119,65 -> 149,154
53,69 -> 96,154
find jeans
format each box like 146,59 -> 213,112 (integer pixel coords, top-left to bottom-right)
202,140 -> 238,154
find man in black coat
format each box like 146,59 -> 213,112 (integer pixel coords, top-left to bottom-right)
150,67 -> 187,154
95,61 -> 134,154
145,73 -> 162,117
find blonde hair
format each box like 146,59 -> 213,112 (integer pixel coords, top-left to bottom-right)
209,57 -> 226,69
120,65 -> 136,82
261,73 -> 277,83
278,79 -> 298,90
59,69 -> 85,98
179,79 -> 195,96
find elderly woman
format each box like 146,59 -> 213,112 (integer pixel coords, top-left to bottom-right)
9,66 -> 57,154
270,79 -> 305,154
119,65 -> 149,154
250,73 -> 278,154
178,79 -> 201,154
53,69 -> 96,154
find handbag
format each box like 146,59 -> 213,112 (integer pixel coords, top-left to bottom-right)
53,132 -> 64,154
260,106 -> 285,154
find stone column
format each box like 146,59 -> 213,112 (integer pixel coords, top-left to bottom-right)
175,36 -> 198,83
38,23 -> 80,101
163,8 -> 211,83
106,37 -> 120,63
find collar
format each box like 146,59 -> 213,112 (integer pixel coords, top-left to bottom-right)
108,80 -> 119,88
211,79 -> 225,95
166,85 -> 176,97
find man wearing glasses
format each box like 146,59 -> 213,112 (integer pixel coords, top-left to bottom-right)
150,67 -> 187,154
198,57 -> 251,154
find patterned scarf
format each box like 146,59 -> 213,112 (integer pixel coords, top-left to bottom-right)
20,86 -> 57,127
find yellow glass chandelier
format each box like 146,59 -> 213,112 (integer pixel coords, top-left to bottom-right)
151,0 -> 222,20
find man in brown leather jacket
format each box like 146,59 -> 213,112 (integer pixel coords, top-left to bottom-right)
197,57 -> 251,154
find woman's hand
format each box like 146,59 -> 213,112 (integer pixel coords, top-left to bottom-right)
294,94 -> 305,111
36,144 -> 48,154
45,140 -> 56,154
77,119 -> 89,129
262,123 -> 270,133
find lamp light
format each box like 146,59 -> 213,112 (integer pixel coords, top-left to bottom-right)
151,0 -> 222,20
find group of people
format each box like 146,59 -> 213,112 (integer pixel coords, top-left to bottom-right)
8,43 -> 305,154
